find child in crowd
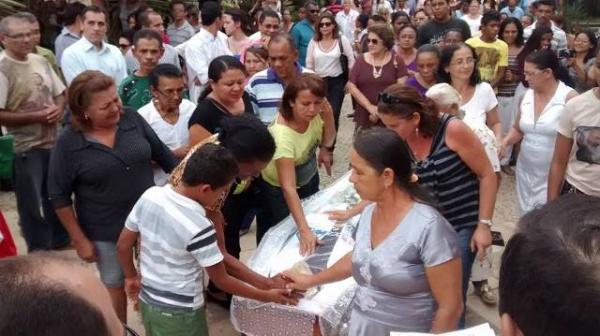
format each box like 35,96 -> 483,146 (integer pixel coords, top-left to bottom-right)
117,144 -> 298,336
466,10 -> 508,88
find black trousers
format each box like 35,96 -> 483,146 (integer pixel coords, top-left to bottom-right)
324,74 -> 347,132
255,173 -> 320,245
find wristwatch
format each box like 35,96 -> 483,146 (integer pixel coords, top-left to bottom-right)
478,219 -> 493,227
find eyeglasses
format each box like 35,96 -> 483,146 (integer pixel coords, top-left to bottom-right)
124,324 -> 140,336
263,24 -> 280,30
450,58 -> 475,66
155,87 -> 186,97
4,32 -> 34,40
319,22 -> 333,28
367,38 -> 380,45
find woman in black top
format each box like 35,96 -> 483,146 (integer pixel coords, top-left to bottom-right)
188,56 -> 254,145
48,71 -> 177,323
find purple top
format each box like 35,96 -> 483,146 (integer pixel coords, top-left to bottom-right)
406,59 -> 417,73
406,76 -> 428,96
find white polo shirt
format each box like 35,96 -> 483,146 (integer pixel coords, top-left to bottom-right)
61,36 -> 127,85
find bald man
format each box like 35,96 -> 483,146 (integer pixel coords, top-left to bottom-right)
0,252 -> 129,336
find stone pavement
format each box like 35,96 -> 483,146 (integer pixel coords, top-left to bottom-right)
0,96 -> 519,335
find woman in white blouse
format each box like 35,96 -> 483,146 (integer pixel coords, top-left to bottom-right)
306,11 -> 355,132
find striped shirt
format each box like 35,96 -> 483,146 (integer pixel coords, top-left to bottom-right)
416,114 -> 480,231
245,63 -> 312,124
125,185 -> 223,310
497,54 -> 519,97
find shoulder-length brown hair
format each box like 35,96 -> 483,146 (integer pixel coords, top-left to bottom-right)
377,84 -> 440,137
279,73 -> 326,121
368,23 -> 395,50
313,11 -> 339,41
68,70 -> 116,130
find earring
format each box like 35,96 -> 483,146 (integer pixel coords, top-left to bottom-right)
84,114 -> 89,120
410,173 -> 419,183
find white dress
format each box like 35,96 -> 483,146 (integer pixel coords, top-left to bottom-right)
460,83 -> 501,172
516,81 -> 572,214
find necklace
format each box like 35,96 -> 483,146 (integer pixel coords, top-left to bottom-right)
372,52 -> 387,79
153,99 -> 179,124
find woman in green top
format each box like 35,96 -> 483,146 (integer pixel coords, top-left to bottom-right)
257,73 -> 336,255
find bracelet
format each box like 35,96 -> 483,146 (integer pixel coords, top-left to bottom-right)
478,219 -> 493,227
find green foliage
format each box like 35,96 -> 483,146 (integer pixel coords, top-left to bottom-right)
564,0 -> 600,19
563,0 -> 589,32
0,0 -> 27,19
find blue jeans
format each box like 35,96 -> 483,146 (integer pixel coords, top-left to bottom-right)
457,226 -> 476,328
13,148 -> 69,251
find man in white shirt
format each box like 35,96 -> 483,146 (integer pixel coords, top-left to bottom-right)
523,0 -> 566,51
124,10 -> 180,74
138,64 -> 195,186
61,6 -> 127,85
184,1 -> 232,102
336,0 -> 359,44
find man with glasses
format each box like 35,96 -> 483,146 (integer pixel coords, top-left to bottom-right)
417,0 -> 471,46
61,5 -> 127,85
138,64 -> 195,186
0,13 -> 68,252
290,1 -> 319,66
119,29 -> 165,111
19,12 -> 63,83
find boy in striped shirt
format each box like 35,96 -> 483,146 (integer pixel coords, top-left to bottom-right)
117,144 -> 297,336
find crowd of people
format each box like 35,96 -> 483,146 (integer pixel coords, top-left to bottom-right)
0,0 -> 599,335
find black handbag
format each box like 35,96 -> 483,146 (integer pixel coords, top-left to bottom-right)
338,38 -> 349,81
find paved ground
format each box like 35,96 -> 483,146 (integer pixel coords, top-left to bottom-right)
0,96 -> 519,335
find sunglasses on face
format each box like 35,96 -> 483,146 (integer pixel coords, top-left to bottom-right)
264,24 -> 280,29
367,38 -> 380,45
119,43 -> 130,49
319,22 -> 333,28
310,9 -> 320,13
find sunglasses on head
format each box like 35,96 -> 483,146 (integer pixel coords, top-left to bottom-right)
378,92 -> 411,105
319,22 -> 332,28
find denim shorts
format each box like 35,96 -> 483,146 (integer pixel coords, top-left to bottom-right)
94,241 -> 124,288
